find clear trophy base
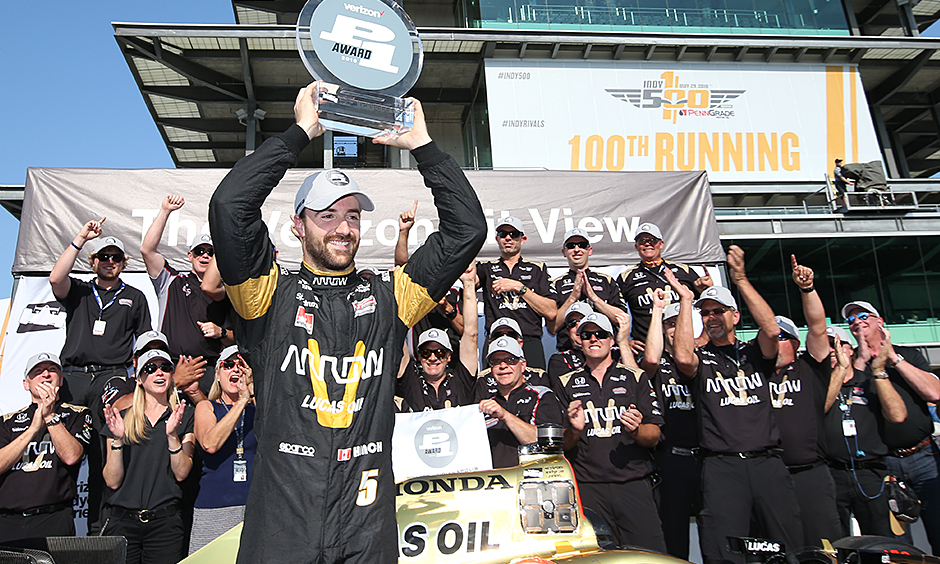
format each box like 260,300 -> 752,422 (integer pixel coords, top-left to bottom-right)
314,82 -> 414,138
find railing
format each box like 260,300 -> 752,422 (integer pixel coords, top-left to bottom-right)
484,4 -> 806,29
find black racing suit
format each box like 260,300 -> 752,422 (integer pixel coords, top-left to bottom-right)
209,125 -> 486,564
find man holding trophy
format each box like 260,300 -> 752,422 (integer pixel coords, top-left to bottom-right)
209,79 -> 486,564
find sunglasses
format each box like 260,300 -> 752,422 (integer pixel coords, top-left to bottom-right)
564,241 -> 590,250
491,331 -> 519,340
778,333 -> 797,341
845,312 -> 871,324
419,348 -> 449,360
496,230 -> 523,240
700,306 -> 731,318
636,238 -> 659,246
141,361 -> 174,375
565,318 -> 583,330
192,247 -> 215,257
97,252 -> 125,263
579,329 -> 611,340
488,355 -> 521,367
221,358 -> 243,369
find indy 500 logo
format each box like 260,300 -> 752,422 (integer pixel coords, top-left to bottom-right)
607,71 -> 744,123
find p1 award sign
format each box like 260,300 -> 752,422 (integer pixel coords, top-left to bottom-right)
297,0 -> 423,137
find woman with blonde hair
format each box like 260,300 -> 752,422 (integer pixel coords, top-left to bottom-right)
189,345 -> 256,554
102,349 -> 195,564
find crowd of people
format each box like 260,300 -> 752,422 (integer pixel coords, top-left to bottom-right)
1,86 -> 939,564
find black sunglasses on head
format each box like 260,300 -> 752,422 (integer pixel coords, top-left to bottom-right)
141,361 -> 174,375
97,252 -> 125,263
192,247 -> 214,257
565,241 -> 590,250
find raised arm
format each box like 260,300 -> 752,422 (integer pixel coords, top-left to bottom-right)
458,267 -> 479,375
200,257 -> 227,302
665,268 -> 698,377
727,245 -> 780,359
141,196 -> 184,277
791,255 -> 829,363
395,200 -> 418,267
50,218 -> 105,300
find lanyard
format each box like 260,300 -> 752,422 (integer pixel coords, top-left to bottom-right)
92,282 -> 125,319
221,401 -> 246,460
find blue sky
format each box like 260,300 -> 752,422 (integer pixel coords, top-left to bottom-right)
0,4 -> 938,300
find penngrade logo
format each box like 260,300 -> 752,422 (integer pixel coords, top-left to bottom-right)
606,71 -> 744,124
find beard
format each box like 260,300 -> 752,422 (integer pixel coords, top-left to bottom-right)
305,233 -> 360,272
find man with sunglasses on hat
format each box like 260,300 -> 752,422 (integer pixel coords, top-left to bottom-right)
0,352 -> 91,543
618,222 -> 712,354
476,216 -> 557,370
558,312 -> 666,551
767,256 -> 843,549
142,195 -> 234,397
209,85 -> 486,564
843,300 -> 940,552
550,228 -> 628,352
476,337 -> 565,469
397,268 -> 479,411
673,245 -> 803,564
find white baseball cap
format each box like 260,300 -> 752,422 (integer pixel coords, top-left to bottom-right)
563,228 -> 590,244
841,301 -> 880,320
134,330 -> 169,355
490,317 -> 522,337
636,223 -> 663,241
91,236 -> 125,255
136,349 -> 173,378
776,316 -> 800,341
577,312 -> 614,335
565,302 -> 595,322
189,233 -> 213,251
487,336 -> 525,360
695,286 -> 738,310
219,345 -> 242,362
24,352 -> 62,377
294,170 -> 374,215
496,216 -> 524,234
827,326 -> 853,343
417,329 -> 452,352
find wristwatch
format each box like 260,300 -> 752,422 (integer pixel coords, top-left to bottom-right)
888,355 -> 905,369
444,307 -> 458,320
519,285 -> 528,295
45,413 -> 62,426
221,327 -> 228,339
873,371 -> 889,380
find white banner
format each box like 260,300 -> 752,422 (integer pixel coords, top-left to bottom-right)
485,60 -> 882,181
393,405 -> 492,482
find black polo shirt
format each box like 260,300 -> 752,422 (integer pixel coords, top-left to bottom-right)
617,261 -> 700,343
396,361 -> 475,411
695,340 -> 779,454
478,383 -> 566,468
477,258 -> 555,337
868,345 -> 936,451
824,369 -> 889,464
474,366 -> 552,400
558,363 -> 663,482
653,351 -> 698,450
0,403 -> 92,511
552,269 -> 626,351
153,262 -> 232,362
59,278 -> 152,367
102,405 -> 195,510
771,352 -> 831,466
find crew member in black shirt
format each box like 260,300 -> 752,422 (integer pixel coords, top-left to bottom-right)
560,313 -> 666,552
548,302 -> 594,384
475,317 -> 552,397
398,268 -> 479,411
141,196 -> 234,395
843,300 -> 940,553
476,216 -> 557,369
49,224 -> 152,533
641,283 -> 700,560
550,228 -> 627,351
823,325 -> 906,538
476,337 -> 565,468
673,246 -> 802,564
0,352 -> 91,543
617,222 -> 711,353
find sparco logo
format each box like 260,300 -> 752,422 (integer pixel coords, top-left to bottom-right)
279,442 -> 316,457
343,3 -> 386,18
606,70 -> 744,123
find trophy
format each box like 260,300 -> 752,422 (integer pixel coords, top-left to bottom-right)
296,0 -> 423,137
